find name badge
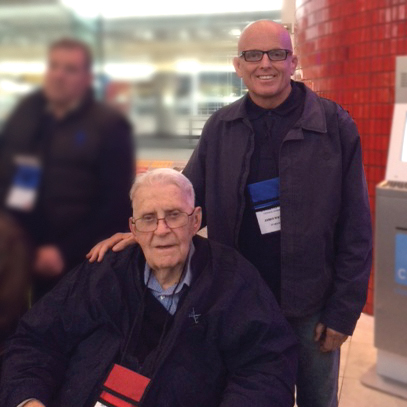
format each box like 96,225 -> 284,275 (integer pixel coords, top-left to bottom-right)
247,177 -> 281,235
5,155 -> 42,212
95,364 -> 151,407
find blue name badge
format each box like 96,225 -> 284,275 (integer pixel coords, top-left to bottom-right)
5,155 -> 42,212
247,177 -> 281,234
395,233 -> 407,286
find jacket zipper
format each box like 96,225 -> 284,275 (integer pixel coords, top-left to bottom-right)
138,261 -> 211,405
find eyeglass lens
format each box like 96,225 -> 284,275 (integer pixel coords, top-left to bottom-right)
243,49 -> 289,62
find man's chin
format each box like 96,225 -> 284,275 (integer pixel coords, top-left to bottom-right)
46,96 -> 69,105
152,259 -> 180,272
44,89 -> 70,104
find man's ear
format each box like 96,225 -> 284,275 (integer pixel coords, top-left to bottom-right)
192,207 -> 202,235
129,217 -> 139,243
233,57 -> 243,78
290,54 -> 298,75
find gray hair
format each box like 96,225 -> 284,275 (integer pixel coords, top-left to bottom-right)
129,168 -> 195,208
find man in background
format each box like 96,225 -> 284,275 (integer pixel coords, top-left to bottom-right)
0,38 -> 134,301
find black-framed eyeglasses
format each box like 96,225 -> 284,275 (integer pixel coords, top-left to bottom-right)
131,209 -> 195,232
239,49 -> 292,62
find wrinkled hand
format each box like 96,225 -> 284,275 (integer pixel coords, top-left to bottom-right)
86,232 -> 136,263
34,245 -> 65,277
314,323 -> 348,352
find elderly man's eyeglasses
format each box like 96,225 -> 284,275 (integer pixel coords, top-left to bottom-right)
131,210 -> 195,232
239,49 -> 292,62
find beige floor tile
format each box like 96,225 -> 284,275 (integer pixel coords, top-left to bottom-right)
339,376 -> 407,407
351,314 -> 374,345
339,339 -> 351,377
339,339 -> 351,399
343,341 -> 377,379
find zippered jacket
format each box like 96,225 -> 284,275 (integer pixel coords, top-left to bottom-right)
0,236 -> 298,407
183,83 -> 373,336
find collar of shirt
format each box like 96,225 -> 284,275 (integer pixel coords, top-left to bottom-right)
43,89 -> 94,120
144,242 -> 195,297
45,100 -> 81,119
246,80 -> 304,121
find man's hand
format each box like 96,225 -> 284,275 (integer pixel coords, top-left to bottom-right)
34,245 -> 65,277
86,232 -> 136,263
314,323 -> 348,352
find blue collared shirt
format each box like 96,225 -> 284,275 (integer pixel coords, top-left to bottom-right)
144,243 -> 195,315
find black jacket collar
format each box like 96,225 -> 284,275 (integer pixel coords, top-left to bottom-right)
217,81 -> 328,134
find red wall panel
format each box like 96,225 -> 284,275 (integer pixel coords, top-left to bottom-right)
295,0 -> 407,315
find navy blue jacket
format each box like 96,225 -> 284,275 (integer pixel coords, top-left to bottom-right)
0,236 -> 298,407
0,90 -> 134,271
183,83 -> 373,335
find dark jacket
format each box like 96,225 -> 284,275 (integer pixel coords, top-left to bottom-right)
0,90 -> 134,270
0,236 -> 298,407
183,83 -> 372,335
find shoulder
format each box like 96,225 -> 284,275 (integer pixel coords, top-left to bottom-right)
312,90 -> 354,126
87,100 -> 131,129
198,97 -> 247,146
204,97 -> 246,125
18,89 -> 45,106
302,85 -> 358,138
320,98 -> 359,141
8,90 -> 45,117
61,245 -> 140,297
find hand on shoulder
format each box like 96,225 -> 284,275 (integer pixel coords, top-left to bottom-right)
86,232 -> 136,263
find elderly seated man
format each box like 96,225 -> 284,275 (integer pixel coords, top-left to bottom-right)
1,168 -> 297,407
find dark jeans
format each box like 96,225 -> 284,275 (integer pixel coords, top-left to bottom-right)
288,313 -> 340,407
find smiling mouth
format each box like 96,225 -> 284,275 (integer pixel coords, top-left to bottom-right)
257,75 -> 276,80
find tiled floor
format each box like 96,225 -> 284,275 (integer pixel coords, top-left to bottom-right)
337,313 -> 407,407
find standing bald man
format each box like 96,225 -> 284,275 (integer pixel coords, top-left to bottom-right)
183,20 -> 372,407
88,20 -> 372,407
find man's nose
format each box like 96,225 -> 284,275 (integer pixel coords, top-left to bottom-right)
259,52 -> 273,67
155,218 -> 171,235
48,67 -> 64,80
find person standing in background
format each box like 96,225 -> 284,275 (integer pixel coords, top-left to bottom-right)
0,38 -> 134,302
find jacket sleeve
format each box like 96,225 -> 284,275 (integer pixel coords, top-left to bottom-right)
319,107 -> 373,336
0,260 -> 119,407
57,116 -> 135,268
219,261 -> 298,407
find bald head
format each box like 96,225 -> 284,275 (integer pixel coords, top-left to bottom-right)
238,20 -> 293,53
233,19 -> 297,109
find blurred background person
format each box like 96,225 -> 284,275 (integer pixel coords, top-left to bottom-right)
0,38 -> 134,302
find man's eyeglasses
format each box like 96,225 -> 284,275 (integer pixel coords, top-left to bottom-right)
239,49 -> 293,62
131,210 -> 195,232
